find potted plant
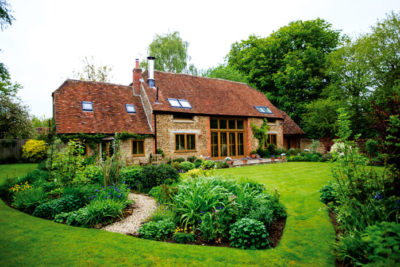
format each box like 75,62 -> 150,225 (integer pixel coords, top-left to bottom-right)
250,150 -> 257,159
242,157 -> 248,164
281,153 -> 286,160
271,155 -> 275,162
225,157 -> 233,165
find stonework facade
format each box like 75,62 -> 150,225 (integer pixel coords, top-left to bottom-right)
155,114 -> 210,159
248,118 -> 284,152
121,137 -> 154,165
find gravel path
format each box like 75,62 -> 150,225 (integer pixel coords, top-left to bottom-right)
102,193 -> 157,235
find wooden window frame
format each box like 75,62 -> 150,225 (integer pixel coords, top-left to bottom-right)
264,133 -> 278,147
174,133 -> 196,152
210,118 -> 246,159
132,139 -> 145,156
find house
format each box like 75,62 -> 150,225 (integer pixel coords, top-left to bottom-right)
52,58 -> 304,164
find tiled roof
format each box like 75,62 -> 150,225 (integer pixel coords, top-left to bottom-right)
53,80 -> 152,134
280,111 -> 304,135
143,71 -> 283,119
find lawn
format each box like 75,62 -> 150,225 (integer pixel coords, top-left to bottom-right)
0,162 -> 335,266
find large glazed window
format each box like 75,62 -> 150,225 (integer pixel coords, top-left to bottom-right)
210,118 -> 245,159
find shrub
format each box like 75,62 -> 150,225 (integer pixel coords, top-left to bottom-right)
256,147 -> 270,158
75,165 -> 103,185
172,158 -> 185,163
321,153 -> 332,162
229,218 -> 269,249
215,161 -> 229,169
0,177 -> 18,202
138,219 -> 175,241
275,148 -> 286,155
287,148 -> 297,156
194,159 -> 203,168
171,161 -> 181,171
179,161 -> 195,172
148,205 -> 175,223
248,205 -> 274,228
32,195 -> 83,219
187,156 -> 197,163
119,166 -> 141,188
319,182 -> 336,205
365,139 -> 380,158
148,184 -> 178,205
63,184 -> 101,206
12,187 -> 47,213
183,168 -> 211,179
58,199 -> 125,226
37,159 -> 50,171
19,169 -> 50,185
201,160 -> 216,170
139,164 -> 179,192
90,183 -> 130,204
267,144 -> 276,155
22,139 -> 47,162
173,232 -> 195,244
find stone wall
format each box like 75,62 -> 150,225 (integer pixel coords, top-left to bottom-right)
300,138 -> 327,154
121,137 -> 153,165
156,114 -> 210,159
248,118 -> 284,152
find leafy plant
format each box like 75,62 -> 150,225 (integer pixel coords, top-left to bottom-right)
138,219 -> 175,241
100,143 -> 123,186
319,182 -> 336,205
119,166 -> 141,188
173,232 -> 195,244
148,184 -> 178,205
187,156 -> 197,163
12,187 -> 47,213
172,158 -> 185,163
32,195 -> 83,219
251,119 -> 270,149
201,160 -> 216,170
148,205 -> 175,223
179,161 -> 195,172
229,218 -> 269,249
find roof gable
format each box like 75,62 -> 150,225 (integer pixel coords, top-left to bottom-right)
143,71 -> 283,119
53,80 -> 152,134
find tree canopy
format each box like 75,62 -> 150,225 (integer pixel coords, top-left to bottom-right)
202,64 -> 250,85
227,19 -> 341,126
142,31 -> 197,74
72,56 -> 113,82
0,0 -> 14,30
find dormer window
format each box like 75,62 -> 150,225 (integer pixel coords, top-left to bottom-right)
125,104 -> 136,113
82,101 -> 93,111
254,106 -> 272,114
168,98 -> 192,109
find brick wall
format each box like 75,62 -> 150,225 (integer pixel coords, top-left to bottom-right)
156,114 -> 209,159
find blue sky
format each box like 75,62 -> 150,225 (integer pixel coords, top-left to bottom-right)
0,0 -> 399,118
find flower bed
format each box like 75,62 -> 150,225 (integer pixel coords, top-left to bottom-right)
143,175 -> 287,249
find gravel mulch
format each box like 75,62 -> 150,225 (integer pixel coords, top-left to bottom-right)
102,193 -> 157,235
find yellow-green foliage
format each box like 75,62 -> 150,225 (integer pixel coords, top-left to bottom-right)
22,139 -> 46,162
183,168 -> 213,179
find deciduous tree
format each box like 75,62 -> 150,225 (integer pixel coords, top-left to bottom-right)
72,56 -> 113,82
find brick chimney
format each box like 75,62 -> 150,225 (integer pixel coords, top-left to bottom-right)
132,59 -> 142,95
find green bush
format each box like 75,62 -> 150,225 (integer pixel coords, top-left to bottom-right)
12,187 -> 47,213
172,158 -> 185,163
57,199 -> 125,226
148,184 -> 178,205
319,182 -> 336,205
256,147 -> 270,158
201,160 -> 216,170
119,166 -> 141,188
229,218 -> 269,249
194,159 -> 203,168
32,195 -> 83,219
78,165 -> 103,184
148,205 -> 175,223
138,219 -> 175,241
173,232 -> 195,244
63,184 -> 101,205
215,161 -> 229,169
90,183 -> 130,204
275,148 -> 286,155
171,161 -> 181,171
187,156 -> 197,163
139,164 -> 179,192
179,161 -> 195,172
248,205 -> 274,228
19,169 -> 50,185
338,222 -> 400,266
0,177 -> 18,202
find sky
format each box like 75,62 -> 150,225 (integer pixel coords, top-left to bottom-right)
0,0 -> 399,118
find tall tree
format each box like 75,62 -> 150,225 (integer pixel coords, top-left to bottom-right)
202,64 -> 251,85
142,31 -> 197,74
0,0 -> 14,30
227,19 -> 341,126
72,56 -> 113,82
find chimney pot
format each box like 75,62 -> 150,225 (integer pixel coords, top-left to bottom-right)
147,56 -> 155,88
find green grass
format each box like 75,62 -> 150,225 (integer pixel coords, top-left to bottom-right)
0,163 -> 38,184
0,162 -> 335,266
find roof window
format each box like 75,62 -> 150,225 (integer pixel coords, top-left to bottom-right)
125,104 -> 136,113
254,106 -> 272,114
168,98 -> 192,109
82,101 -> 93,111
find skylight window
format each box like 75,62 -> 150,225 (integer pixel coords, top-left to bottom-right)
82,101 -> 93,111
168,98 -> 192,109
254,106 -> 272,114
125,104 -> 136,113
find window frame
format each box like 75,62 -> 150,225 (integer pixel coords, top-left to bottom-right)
174,133 -> 196,152
167,98 -> 192,109
131,139 -> 145,156
82,101 -> 93,111
254,106 -> 273,114
125,104 -> 136,114
264,133 -> 278,147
